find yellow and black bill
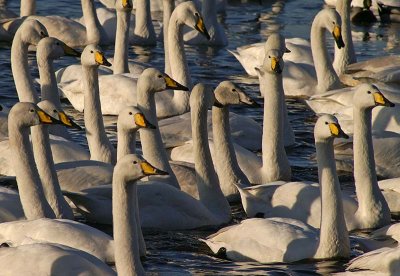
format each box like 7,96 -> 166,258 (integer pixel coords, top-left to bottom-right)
95,51 -> 112,67
329,122 -> 349,139
58,111 -> 83,130
140,160 -> 169,176
164,74 -> 189,91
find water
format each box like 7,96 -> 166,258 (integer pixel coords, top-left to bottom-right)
1,0 -> 400,274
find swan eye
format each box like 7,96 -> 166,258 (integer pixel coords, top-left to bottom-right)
30,109 -> 34,113
53,109 -> 57,113
40,31 -> 45,36
129,112 -> 132,115
195,12 -> 199,17
367,91 -> 371,94
133,161 -> 137,164
325,122 -> 328,125
56,42 -> 60,46
90,50 -> 94,53
268,56 -> 271,58
232,89 -> 236,92
157,75 -> 163,78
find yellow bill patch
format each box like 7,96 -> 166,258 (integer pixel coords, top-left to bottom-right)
196,17 -> 206,34
333,25 -> 341,40
37,110 -> 53,124
63,44 -> 79,57
134,113 -> 146,127
95,51 -> 106,65
59,112 -> 72,127
329,123 -> 340,136
271,57 -> 279,72
140,161 -> 157,175
164,76 -> 178,88
122,0 -> 131,9
373,92 -> 386,105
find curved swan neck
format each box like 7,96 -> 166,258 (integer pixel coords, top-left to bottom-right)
353,107 -> 390,224
117,127 -> 136,161
163,0 -> 174,75
112,173 -> 145,276
31,125 -> 73,219
314,138 -> 349,259
114,9 -> 131,74
165,9 -> 191,116
20,0 -> 36,16
82,0 -> 103,45
82,65 -> 116,164
212,106 -> 250,188
136,79 -> 180,188
333,0 -> 356,75
311,15 -> 342,93
260,71 -> 291,182
191,93 -> 230,220
9,122 -> 55,220
134,0 -> 156,44
11,34 -> 38,103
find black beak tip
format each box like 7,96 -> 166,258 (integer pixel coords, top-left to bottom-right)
342,133 -> 349,139
389,102 -> 395,107
148,124 -> 157,129
205,32 -> 211,41
157,170 -> 169,176
104,61 -> 112,67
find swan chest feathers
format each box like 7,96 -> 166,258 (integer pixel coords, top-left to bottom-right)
202,218 -> 319,263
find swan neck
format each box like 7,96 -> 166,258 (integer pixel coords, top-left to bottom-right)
82,65 -> 116,164
82,0 -> 102,45
315,139 -> 349,259
212,106 -> 250,189
112,174 -> 145,276
353,107 -> 390,222
191,99 -> 230,220
163,0 -> 174,75
333,0 -> 356,75
31,125 -> 73,219
260,71 -> 291,182
11,34 -> 38,103
20,0 -> 36,16
114,10 -> 131,74
311,16 -> 342,93
136,79 -> 179,188
8,122 -> 55,220
134,0 -> 155,42
117,127 -> 136,161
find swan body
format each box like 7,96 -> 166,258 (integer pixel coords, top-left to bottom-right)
202,115 -> 350,263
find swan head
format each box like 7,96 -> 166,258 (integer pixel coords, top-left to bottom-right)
118,106 -> 156,132
8,102 -> 61,129
190,83 -> 215,110
37,37 -> 80,62
114,154 -> 169,183
264,33 -> 290,56
115,0 -> 132,11
316,9 -> 345,49
315,114 -> 349,141
37,100 -> 83,130
214,81 -> 258,107
81,44 -> 112,67
18,19 -> 48,46
174,1 -> 210,40
255,49 -> 284,75
353,84 -> 395,109
139,68 -> 189,92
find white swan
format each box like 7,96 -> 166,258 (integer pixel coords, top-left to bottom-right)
57,1 -> 210,117
201,114 -> 350,263
184,0 -> 227,46
64,84 -> 232,230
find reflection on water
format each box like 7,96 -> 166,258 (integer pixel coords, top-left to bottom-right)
1,0 -> 400,274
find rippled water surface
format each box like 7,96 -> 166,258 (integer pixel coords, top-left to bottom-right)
1,0 -> 400,274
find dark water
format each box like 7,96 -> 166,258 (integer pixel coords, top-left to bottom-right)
1,0 -> 400,274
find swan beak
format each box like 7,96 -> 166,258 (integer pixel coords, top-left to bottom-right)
140,161 -> 169,176
374,92 -> 395,107
58,112 -> 83,130
195,15 -> 211,40
63,45 -> 81,57
164,75 -> 189,91
122,0 -> 132,9
37,110 -> 60,125
329,123 -> 349,139
134,113 -> 156,129
271,57 -> 282,74
332,25 -> 345,49
95,51 -> 112,67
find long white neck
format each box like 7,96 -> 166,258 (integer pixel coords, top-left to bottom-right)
82,0 -> 103,45
136,79 -> 179,188
20,0 -> 36,16
11,33 -> 38,103
113,173 -> 145,276
212,106 -> 250,198
114,9 -> 131,74
164,10 -> 192,117
311,16 -> 343,93
353,107 -> 391,227
117,128 -> 136,161
31,125 -> 74,219
314,138 -> 349,259
163,0 -> 174,75
191,93 -> 230,222
333,0 -> 356,75
37,54 -> 71,139
82,65 -> 116,164
133,0 -> 156,44
9,122 -> 55,220
260,71 -> 291,183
